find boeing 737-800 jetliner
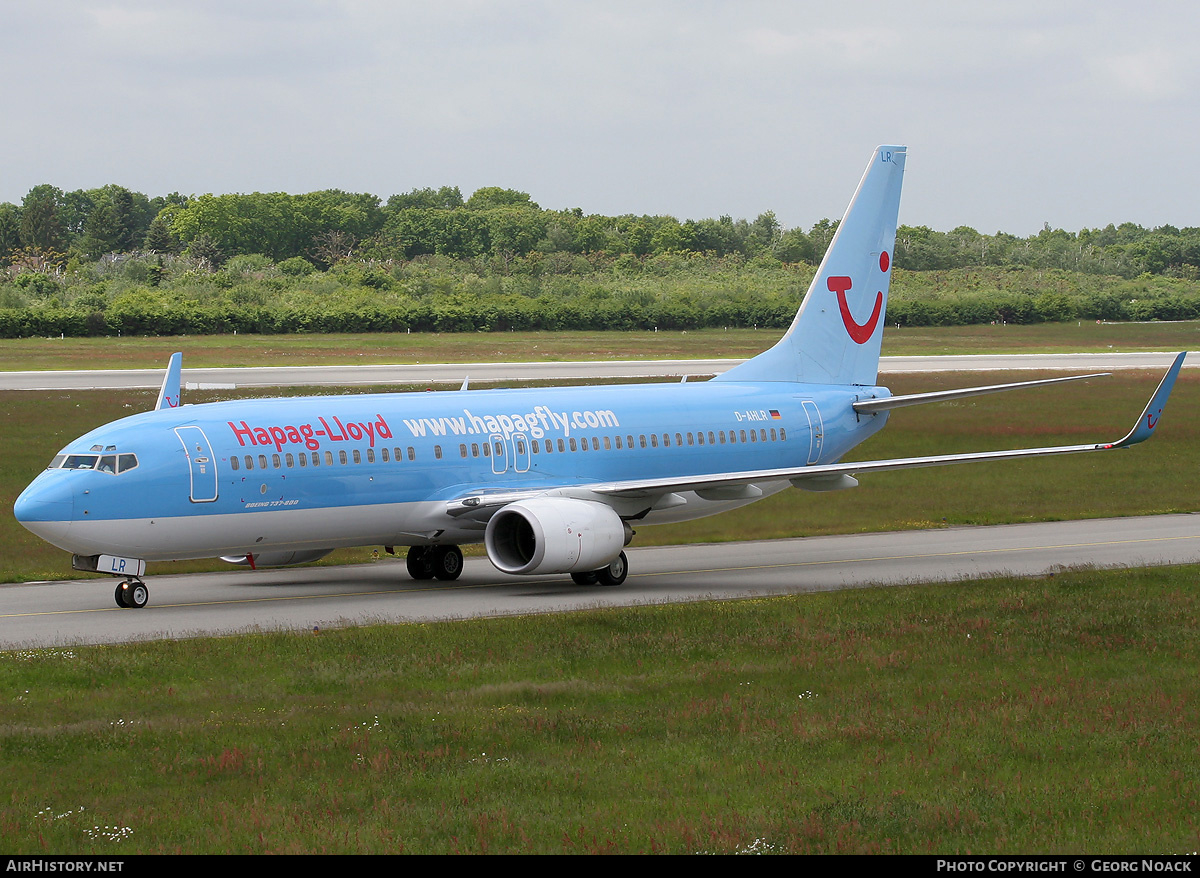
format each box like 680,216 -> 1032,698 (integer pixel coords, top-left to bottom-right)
13,146 -> 1185,608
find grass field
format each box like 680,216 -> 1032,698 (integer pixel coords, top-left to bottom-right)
2,565 -> 1198,854
0,319 -> 1198,371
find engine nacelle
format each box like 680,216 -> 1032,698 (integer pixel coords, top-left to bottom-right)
485,498 -> 629,575
220,549 -> 334,568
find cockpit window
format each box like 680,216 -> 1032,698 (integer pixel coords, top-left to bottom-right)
48,452 -> 139,474
63,454 -> 99,470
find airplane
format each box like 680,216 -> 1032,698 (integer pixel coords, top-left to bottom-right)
13,145 -> 1186,609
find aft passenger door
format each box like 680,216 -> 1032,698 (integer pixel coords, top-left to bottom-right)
175,426 -> 218,502
800,400 -> 824,465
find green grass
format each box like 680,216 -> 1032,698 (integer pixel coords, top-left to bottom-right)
0,320 -> 1198,371
2,565 -> 1198,854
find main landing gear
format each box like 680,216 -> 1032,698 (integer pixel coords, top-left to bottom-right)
403,546 -> 629,586
570,551 -> 629,587
406,545 -> 464,581
114,578 -> 148,609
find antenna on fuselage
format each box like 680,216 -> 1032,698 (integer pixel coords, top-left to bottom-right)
155,352 -> 183,411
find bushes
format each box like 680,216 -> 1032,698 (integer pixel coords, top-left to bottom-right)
2,261 -> 1200,338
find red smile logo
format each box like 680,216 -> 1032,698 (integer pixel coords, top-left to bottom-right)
828,276 -> 883,344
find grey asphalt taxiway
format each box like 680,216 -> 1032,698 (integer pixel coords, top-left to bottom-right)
0,351 -> 1191,391
2,514 -> 1198,648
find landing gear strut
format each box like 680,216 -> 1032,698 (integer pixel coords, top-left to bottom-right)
405,545 -> 464,581
114,578 -> 149,609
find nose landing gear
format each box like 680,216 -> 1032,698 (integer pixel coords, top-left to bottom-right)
114,578 -> 148,609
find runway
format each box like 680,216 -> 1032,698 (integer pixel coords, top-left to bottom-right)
2,514 -> 1198,649
0,351 -> 1191,391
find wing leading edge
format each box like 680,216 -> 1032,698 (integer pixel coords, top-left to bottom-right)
446,353 -> 1185,518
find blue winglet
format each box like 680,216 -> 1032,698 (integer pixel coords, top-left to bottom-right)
1111,352 -> 1185,448
154,352 -> 183,411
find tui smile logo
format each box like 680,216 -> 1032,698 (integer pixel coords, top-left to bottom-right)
828,251 -> 890,344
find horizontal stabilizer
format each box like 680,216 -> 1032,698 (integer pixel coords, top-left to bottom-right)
853,372 -> 1110,414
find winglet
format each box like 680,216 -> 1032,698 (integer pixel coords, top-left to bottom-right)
1110,352 -> 1185,448
154,352 -> 183,411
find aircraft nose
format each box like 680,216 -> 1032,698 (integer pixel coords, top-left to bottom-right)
13,476 -> 75,547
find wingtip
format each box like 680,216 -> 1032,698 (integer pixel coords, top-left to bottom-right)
1112,352 -> 1185,448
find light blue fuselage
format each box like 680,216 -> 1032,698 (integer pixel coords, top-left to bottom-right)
14,379 -> 889,561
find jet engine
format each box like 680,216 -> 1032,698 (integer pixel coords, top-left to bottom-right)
484,498 -> 630,575
220,549 -> 334,568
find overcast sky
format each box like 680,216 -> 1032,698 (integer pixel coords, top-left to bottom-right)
2,1 -> 1197,236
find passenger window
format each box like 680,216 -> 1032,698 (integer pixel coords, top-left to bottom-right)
434,446 -> 442,460
352,450 -> 361,464
381,448 -> 390,462
325,451 -> 334,466
230,456 -> 240,472
245,455 -> 254,470
460,444 -> 469,458
272,454 -> 281,468
408,447 -> 416,461
339,450 -> 348,465
286,453 -> 295,467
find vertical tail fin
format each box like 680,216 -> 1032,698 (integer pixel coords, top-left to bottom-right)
154,352 -> 182,410
716,145 -> 906,386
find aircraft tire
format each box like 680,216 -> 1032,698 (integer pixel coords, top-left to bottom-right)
596,551 -> 628,587
432,545 -> 464,581
406,546 -> 436,580
570,571 -> 600,585
116,579 -> 148,609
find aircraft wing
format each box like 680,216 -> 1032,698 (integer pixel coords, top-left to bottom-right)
446,352 -> 1185,518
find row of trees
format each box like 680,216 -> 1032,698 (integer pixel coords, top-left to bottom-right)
4,182 -> 1200,280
